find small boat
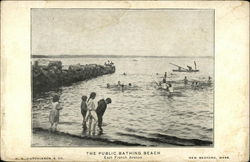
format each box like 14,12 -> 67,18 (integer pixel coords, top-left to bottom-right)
172,69 -> 199,72
170,61 -> 199,73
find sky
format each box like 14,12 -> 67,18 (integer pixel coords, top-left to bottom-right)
32,9 -> 214,57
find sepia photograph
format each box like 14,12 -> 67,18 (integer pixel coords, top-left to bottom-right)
1,1 -> 249,161
31,8 -> 214,147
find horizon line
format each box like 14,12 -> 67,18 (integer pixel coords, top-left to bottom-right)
32,54 -> 213,58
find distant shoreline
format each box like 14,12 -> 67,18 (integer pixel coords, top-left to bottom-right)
31,54 -> 213,59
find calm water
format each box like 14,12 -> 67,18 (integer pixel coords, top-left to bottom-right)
32,57 -> 213,146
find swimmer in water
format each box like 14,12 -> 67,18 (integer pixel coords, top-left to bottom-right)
117,81 -> 121,87
168,83 -> 174,93
121,84 -> 125,91
106,83 -> 110,88
162,82 -> 168,90
184,76 -> 188,85
193,82 -> 199,89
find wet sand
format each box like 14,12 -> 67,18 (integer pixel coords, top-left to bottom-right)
32,128 -> 155,147
32,129 -> 122,147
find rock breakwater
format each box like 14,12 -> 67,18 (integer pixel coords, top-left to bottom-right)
32,61 -> 115,96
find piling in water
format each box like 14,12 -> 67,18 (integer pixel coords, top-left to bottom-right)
32,61 -> 115,96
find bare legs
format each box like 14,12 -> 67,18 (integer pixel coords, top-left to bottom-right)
49,122 -> 58,132
87,116 -> 97,136
88,116 -> 92,135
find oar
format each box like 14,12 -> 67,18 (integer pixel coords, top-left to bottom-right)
170,63 -> 189,70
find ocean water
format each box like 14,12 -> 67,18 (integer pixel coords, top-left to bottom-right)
32,57 -> 213,146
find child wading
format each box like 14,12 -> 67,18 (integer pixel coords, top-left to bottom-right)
81,95 -> 88,131
49,95 -> 63,131
96,98 -> 112,134
85,92 -> 98,135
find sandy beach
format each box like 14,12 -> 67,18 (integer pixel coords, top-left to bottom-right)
32,128 -> 122,147
32,128 -> 150,147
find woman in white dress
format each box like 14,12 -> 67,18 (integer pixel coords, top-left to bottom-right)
49,95 -> 63,131
85,92 -> 98,135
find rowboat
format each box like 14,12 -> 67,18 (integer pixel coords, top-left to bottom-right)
172,69 -> 199,72
170,61 -> 199,73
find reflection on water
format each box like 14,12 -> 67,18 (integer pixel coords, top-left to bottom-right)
32,57 -> 213,146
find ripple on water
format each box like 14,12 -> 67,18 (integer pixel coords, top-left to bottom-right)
32,57 -> 213,146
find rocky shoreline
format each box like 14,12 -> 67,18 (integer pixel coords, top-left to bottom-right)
32,61 -> 115,96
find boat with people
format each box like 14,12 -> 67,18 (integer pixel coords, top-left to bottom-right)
172,69 -> 199,72
170,61 -> 199,72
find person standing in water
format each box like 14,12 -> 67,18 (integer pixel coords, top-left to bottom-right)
49,95 -> 63,131
208,76 -> 212,85
164,72 -> 167,78
184,76 -> 188,85
86,92 -> 98,135
96,98 -> 112,134
80,95 -> 88,131
162,77 -> 166,84
161,74 -> 168,90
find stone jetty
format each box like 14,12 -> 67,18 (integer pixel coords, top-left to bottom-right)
32,61 -> 115,96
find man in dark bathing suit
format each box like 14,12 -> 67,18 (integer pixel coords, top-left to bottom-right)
80,96 -> 88,131
96,98 -> 112,134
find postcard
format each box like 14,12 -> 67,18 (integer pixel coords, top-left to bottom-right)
1,1 -> 249,161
